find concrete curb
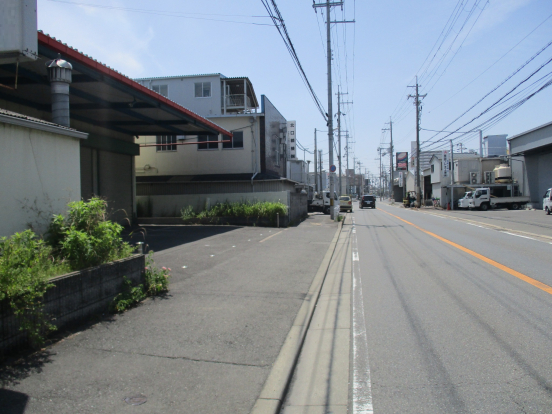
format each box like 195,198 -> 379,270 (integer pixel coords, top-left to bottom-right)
250,216 -> 346,414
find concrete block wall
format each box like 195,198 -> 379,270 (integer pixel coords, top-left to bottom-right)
289,192 -> 308,224
1,254 -> 145,357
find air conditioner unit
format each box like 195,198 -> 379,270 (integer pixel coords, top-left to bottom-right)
484,171 -> 494,184
470,172 -> 479,184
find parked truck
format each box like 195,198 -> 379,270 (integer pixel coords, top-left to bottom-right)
308,191 -> 338,214
468,187 -> 529,211
544,188 -> 552,215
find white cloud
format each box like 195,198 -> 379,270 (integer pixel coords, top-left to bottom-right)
37,0 -> 159,76
471,0 -> 534,37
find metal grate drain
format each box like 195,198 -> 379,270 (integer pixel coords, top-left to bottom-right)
123,394 -> 147,405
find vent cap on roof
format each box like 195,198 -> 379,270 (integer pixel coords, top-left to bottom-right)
46,54 -> 73,83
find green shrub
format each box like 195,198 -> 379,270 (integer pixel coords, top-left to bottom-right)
143,252 -> 171,296
110,252 -> 171,312
48,198 -> 134,270
181,205 -> 196,221
181,201 -> 287,223
0,230 -> 61,346
109,277 -> 146,313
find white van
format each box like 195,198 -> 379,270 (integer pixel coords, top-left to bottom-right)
544,188 -> 552,215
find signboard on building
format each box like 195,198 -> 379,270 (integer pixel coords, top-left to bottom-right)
442,150 -> 449,177
399,171 -> 403,187
287,120 -> 296,159
396,152 -> 408,170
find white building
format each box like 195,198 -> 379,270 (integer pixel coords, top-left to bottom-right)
134,74 -> 295,180
0,109 -> 87,236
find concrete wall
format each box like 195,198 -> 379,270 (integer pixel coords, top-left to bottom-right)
289,192 -> 308,224
262,95 -> 288,178
454,158 -> 480,183
1,254 -> 145,356
135,116 -> 261,177
0,122 -> 81,237
525,151 -> 552,208
137,191 -> 291,218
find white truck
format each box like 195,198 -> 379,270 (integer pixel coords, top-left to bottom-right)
457,191 -> 473,209
468,187 -> 530,211
544,188 -> 552,215
308,191 -> 338,214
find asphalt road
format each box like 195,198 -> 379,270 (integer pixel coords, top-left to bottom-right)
0,214 -> 339,414
351,203 -> 552,413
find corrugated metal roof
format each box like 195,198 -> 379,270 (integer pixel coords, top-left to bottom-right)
36,31 -> 232,137
508,120 -> 552,141
134,73 -> 225,81
0,108 -> 78,131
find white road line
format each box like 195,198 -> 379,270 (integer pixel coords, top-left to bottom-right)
352,226 -> 374,414
502,232 -> 538,241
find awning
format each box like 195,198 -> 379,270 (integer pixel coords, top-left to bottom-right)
0,32 -> 232,139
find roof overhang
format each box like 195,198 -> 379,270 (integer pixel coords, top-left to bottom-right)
508,120 -> 552,155
0,32 -> 231,139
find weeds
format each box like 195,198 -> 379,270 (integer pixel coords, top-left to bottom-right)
47,198 -> 134,271
0,230 -> 60,346
181,201 -> 287,224
110,252 -> 171,312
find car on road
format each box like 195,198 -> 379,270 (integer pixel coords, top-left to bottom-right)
544,188 -> 552,215
339,195 -> 353,212
359,194 -> 376,209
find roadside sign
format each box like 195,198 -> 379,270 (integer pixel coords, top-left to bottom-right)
330,165 -> 336,173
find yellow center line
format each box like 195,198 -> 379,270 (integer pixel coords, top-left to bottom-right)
259,230 -> 284,243
379,208 -> 552,295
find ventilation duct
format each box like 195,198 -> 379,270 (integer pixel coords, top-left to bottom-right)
46,54 -> 72,127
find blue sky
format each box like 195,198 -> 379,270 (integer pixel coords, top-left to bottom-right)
37,0 -> 552,177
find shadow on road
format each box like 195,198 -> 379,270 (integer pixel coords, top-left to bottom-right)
0,389 -> 29,414
123,225 -> 243,253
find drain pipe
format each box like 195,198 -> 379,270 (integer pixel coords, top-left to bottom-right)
251,172 -> 258,191
46,54 -> 72,127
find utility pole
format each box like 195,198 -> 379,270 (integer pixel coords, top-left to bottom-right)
313,1 -> 354,219
352,155 -> 356,195
408,76 -> 426,207
337,85 -> 342,197
479,129 -> 483,157
382,117 -> 393,201
345,134 -> 350,194
336,88 -> 352,197
314,128 -> 318,193
319,149 -> 323,191
450,139 -> 455,210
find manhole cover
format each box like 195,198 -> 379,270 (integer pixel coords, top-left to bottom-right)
124,394 -> 147,406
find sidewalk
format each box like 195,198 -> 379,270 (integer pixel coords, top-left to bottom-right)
252,215 -> 353,414
1,214 -> 344,414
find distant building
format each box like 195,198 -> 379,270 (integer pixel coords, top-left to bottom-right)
508,121 -> 552,209
483,134 -> 508,157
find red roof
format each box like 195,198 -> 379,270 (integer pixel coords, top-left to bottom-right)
37,32 -> 231,137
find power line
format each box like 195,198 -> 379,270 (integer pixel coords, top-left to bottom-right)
261,0 -> 328,121
47,0 -> 275,25
423,40 -> 552,148
428,11 -> 552,113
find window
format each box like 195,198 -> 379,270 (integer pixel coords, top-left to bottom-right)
152,84 -> 168,97
223,131 -> 244,149
198,135 -> 218,150
431,165 -> 435,173
195,82 -> 211,98
156,135 -> 176,151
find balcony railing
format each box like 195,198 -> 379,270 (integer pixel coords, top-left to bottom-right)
224,94 -> 252,108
